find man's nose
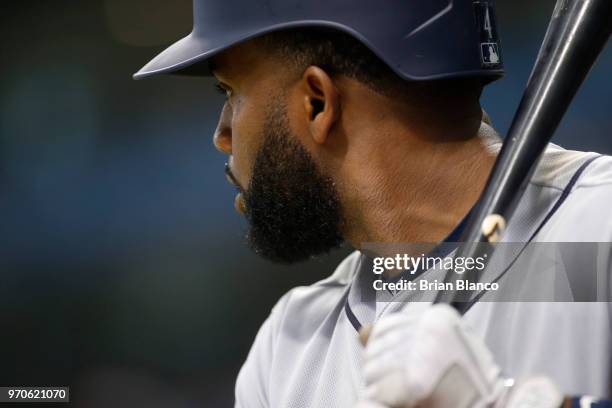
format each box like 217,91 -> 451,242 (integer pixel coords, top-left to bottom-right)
213,102 -> 232,154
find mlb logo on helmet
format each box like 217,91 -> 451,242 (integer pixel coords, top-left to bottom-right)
473,1 -> 502,67
481,42 -> 501,65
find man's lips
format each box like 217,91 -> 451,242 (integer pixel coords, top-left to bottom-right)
234,192 -> 246,214
225,163 -> 247,214
224,162 -> 241,190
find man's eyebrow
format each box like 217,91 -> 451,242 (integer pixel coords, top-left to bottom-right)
208,59 -> 218,73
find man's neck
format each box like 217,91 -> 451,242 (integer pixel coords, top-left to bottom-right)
341,121 -> 500,247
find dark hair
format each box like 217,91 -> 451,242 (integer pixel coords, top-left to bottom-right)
257,27 -> 484,101
258,28 -> 400,96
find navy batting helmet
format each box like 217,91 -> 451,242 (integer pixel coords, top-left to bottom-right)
134,0 -> 504,82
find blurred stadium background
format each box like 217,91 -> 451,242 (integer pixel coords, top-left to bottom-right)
1,1 -> 610,406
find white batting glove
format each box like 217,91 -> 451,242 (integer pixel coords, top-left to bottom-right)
359,304 -> 562,408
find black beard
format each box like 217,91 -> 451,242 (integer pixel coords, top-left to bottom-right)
243,103 -> 344,263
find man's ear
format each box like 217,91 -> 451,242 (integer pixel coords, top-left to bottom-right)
300,66 -> 340,145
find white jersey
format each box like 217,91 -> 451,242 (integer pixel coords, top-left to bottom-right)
234,143 -> 612,408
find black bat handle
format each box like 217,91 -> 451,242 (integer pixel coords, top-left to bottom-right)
435,0 -> 612,311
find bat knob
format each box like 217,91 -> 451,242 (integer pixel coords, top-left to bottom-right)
481,214 -> 506,243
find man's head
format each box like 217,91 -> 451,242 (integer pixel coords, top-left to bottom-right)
210,29 -> 486,263
211,30 -> 353,263
135,0 -> 504,261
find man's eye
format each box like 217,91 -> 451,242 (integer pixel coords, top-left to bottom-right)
215,83 -> 230,99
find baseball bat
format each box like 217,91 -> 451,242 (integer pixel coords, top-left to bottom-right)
433,0 -> 611,312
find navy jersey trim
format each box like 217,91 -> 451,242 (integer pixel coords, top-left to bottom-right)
343,207 -> 471,332
571,397 -> 612,407
344,299 -> 362,332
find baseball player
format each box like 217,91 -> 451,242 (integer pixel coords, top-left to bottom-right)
135,0 -> 612,407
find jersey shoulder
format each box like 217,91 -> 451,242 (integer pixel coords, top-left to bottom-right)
265,251 -> 360,336
529,143 -> 612,190
528,145 -> 612,241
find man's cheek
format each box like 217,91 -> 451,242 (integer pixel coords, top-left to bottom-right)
231,127 -> 259,187
233,99 -> 269,184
